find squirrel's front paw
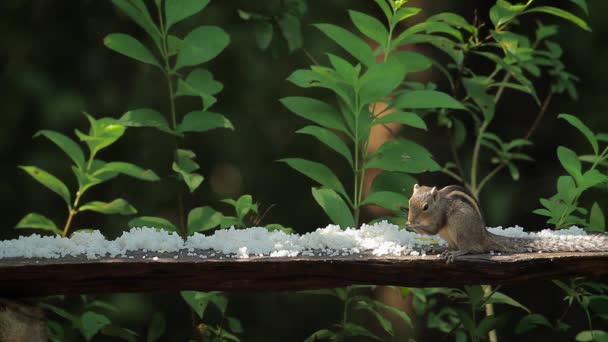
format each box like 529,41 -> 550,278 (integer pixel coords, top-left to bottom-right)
440,250 -> 469,264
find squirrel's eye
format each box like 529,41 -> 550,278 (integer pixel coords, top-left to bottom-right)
422,203 -> 429,211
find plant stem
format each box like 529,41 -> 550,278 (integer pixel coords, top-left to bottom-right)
353,94 -> 361,227
469,121 -> 489,197
62,190 -> 83,237
482,285 -> 498,342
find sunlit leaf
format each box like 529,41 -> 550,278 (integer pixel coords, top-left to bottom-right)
188,206 -> 223,234
79,199 -> 137,215
312,187 -> 355,228
175,26 -> 230,70
16,213 -> 61,235
104,33 -> 160,67
20,166 -> 71,205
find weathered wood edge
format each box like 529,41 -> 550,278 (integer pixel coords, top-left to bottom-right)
1,250 -> 608,297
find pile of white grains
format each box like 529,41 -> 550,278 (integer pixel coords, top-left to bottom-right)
0,221 -> 590,260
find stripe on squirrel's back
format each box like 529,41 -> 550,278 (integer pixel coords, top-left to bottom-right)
441,185 -> 484,222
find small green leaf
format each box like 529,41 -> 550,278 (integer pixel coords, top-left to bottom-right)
101,325 -> 138,342
95,162 -> 160,181
254,21 -> 273,50
177,111 -> 233,133
227,317 -> 243,334
387,51 -> 432,73
366,139 -> 440,173
119,108 -> 175,135
313,23 -> 375,66
557,175 -> 577,203
80,311 -> 111,342
175,26 -> 230,70
180,291 -> 222,319
76,114 -> 126,155
304,329 -> 337,342
374,112 -> 427,130
20,166 -> 71,206
188,206 -> 223,234
280,158 -> 348,199
515,313 -> 552,334
16,213 -> 61,235
476,315 -> 499,338
176,68 -> 223,110
359,60 -> 407,105
589,202 -> 606,232
312,187 -> 355,228
342,322 -> 383,341
568,0 -> 589,15
164,0 -> 210,31
462,77 -> 495,121
373,0 -> 392,23
559,114 -> 598,154
280,97 -> 349,135
278,14 -> 303,52
236,195 -> 254,219
79,199 -> 137,215
489,0 -> 527,28
392,90 -> 465,109
361,191 -> 410,212
557,146 -> 582,180
35,130 -> 86,170
128,216 -> 177,231
370,172 -> 417,199
173,161 -> 204,193
525,6 -> 591,32
110,0 -> 161,48
297,125 -> 353,166
349,10 -> 389,46
373,299 -> 414,330
486,292 -> 531,313
104,33 -> 160,67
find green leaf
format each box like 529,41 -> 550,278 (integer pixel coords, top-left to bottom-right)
313,23 -> 375,66
227,317 -> 243,334
304,329 -> 337,342
95,162 -> 160,181
359,60 -> 407,105
278,14 -> 303,52
370,172 -> 417,198
20,166 -> 71,206
188,207 -> 223,234
525,6 -> 591,32
373,299 -> 414,330
110,0 -> 161,48
80,311 -> 111,342
374,112 -> 427,130
35,130 -> 86,170
79,199 -> 137,215
580,169 -> 608,191
568,0 -> 589,15
366,139 -> 441,173
342,322 -> 383,341
254,21 -> 273,50
236,195 -> 254,219
119,108 -> 175,135
349,10 -> 389,46
164,0 -> 209,31
176,68 -> 223,111
311,187 -> 355,228
515,313 -> 552,334
354,302 -> 393,336
128,216 -> 177,231
175,26 -> 230,70
104,33 -> 160,67
297,125 -> 353,166
387,51 -> 432,73
557,175 -> 577,203
76,114 -> 126,155
557,146 -> 582,180
361,191 -> 410,212
180,291 -> 222,319
559,114 -> 598,154
373,0 -> 392,23
392,90 -> 465,109
177,111 -> 233,133
489,0 -> 527,28
173,161 -> 204,193
280,97 -> 349,135
175,149 -> 199,172
16,213 -> 61,235
486,292 -> 531,313
280,158 -> 348,199
589,202 -> 606,232
476,315 -> 499,339
462,77 -> 495,121
576,330 -> 608,342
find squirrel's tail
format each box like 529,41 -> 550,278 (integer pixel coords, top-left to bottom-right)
486,232 -> 608,253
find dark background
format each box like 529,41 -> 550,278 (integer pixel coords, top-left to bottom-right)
1,0 -> 607,340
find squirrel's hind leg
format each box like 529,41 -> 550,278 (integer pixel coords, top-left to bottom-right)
440,249 -> 469,264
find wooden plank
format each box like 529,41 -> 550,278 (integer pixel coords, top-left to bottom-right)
1,250 -> 608,297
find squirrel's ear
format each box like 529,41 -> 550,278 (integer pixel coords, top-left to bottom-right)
430,187 -> 439,200
413,183 -> 420,192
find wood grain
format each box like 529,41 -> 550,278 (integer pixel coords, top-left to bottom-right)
2,250 -> 608,297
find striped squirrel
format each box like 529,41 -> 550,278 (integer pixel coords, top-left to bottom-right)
406,184 -> 608,263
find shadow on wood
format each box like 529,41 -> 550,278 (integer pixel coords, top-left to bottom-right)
1,250 -> 608,297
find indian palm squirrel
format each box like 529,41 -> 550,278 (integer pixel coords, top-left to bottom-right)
406,184 -> 608,262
